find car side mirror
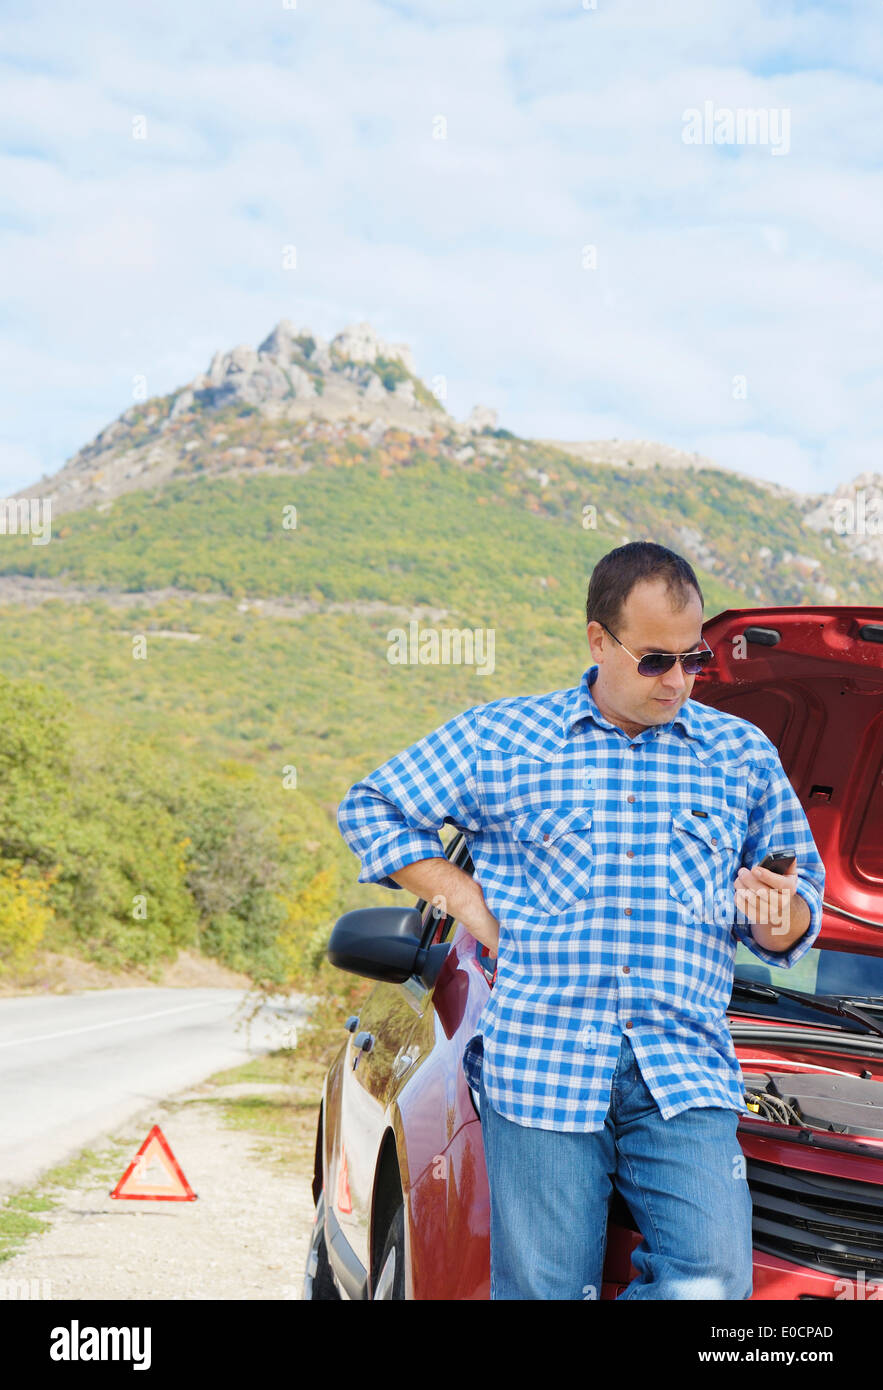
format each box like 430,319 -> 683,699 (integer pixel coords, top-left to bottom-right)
327,906 -> 451,989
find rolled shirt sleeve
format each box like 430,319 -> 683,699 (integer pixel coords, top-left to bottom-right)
337,705 -> 483,890
732,737 -> 826,969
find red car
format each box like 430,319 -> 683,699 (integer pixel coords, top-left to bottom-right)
304,605 -> 883,1300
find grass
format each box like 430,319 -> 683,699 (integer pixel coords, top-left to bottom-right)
171,1048 -> 328,1172
0,1139 -> 135,1265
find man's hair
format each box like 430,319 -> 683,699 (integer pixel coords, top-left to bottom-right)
585,541 -> 704,632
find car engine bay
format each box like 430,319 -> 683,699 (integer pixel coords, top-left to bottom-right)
742,1069 -> 883,1138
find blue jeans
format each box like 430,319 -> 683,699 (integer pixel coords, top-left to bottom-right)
478,1032 -> 754,1300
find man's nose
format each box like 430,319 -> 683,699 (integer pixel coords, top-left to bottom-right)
660,659 -> 688,694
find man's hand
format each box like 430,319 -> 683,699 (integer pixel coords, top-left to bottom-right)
390,857 -> 501,956
734,860 -> 810,952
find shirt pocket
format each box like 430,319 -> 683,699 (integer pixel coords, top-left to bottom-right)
668,807 -> 742,924
509,805 -> 595,916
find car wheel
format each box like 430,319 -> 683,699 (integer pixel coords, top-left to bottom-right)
302,1189 -> 341,1300
372,1202 -> 406,1300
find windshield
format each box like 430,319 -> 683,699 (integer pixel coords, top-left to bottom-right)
734,943 -> 883,1002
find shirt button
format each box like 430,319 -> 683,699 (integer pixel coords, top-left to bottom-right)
624,908 -> 632,916
622,965 -> 630,973
543,833 -> 550,842
627,795 -> 636,804
626,850 -> 635,858
711,836 -> 718,845
625,1021 -> 633,1029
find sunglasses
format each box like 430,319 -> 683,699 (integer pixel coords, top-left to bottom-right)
600,622 -> 714,677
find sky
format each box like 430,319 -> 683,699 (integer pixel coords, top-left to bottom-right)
1,0 -> 882,495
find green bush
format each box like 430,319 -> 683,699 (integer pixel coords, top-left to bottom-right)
0,861 -> 54,974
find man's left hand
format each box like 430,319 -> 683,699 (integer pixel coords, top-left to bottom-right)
734,861 -> 810,951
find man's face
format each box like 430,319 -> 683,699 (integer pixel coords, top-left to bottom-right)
586,578 -> 705,733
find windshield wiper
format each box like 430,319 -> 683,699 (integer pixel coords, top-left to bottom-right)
730,980 -> 883,1040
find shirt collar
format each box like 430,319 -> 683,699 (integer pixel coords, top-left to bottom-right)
562,665 -> 711,742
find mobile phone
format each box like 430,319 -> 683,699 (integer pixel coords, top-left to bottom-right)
760,853 -> 797,875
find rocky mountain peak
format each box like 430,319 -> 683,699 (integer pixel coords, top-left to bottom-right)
184,317 -> 430,420
17,315 -> 504,514
328,322 -> 416,376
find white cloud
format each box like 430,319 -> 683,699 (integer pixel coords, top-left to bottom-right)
0,0 -> 881,499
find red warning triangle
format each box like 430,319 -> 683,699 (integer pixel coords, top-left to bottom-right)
110,1124 -> 197,1202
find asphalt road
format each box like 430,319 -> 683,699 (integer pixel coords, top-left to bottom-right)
0,987 -> 311,1195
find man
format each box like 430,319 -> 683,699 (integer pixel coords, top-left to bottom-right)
336,541 -> 825,1300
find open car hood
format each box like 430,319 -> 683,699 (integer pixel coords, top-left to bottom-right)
692,605 -> 883,944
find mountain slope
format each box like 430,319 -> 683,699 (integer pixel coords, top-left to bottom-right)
1,314 -> 881,989
11,316 -> 881,608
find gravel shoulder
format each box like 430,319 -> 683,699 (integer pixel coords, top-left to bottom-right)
0,1051 -> 325,1301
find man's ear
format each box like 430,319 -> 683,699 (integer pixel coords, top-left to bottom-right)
586,621 -> 605,664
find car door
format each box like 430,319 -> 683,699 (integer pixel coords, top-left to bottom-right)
388,833 -> 498,1298
334,858 -> 457,1274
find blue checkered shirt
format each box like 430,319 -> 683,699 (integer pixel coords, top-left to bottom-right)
336,665 -> 826,1132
